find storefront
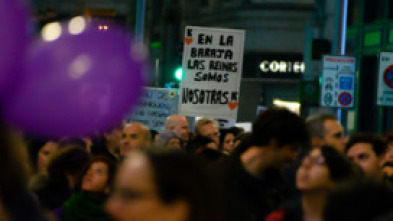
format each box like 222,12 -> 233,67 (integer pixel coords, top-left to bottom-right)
237,53 -> 305,121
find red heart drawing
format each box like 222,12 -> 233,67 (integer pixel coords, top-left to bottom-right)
227,101 -> 238,110
185,38 -> 193,45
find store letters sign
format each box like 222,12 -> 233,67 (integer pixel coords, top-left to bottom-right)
178,26 -> 245,119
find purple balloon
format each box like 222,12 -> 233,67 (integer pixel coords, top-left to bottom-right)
0,0 -> 29,101
4,19 -> 146,138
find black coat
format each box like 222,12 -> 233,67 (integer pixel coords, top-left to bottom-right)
221,156 -> 293,221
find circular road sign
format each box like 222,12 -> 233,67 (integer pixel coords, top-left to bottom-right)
338,92 -> 352,106
383,65 -> 393,89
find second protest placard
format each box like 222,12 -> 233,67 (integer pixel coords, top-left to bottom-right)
178,26 -> 245,119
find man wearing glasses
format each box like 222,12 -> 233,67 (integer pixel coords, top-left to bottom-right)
194,118 -> 220,146
306,113 -> 347,154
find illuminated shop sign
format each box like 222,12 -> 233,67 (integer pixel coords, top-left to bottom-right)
259,60 -> 305,74
243,53 -> 304,79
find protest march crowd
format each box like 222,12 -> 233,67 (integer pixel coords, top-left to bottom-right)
1,108 -> 393,221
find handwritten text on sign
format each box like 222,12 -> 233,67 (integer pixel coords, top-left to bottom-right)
125,87 -> 178,132
179,26 -> 245,119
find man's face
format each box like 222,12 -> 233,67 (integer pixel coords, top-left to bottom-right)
323,119 -> 347,153
120,124 -> 147,157
347,142 -> 382,178
173,118 -> 190,141
198,123 -> 219,145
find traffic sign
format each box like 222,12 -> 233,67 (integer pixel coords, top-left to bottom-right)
320,55 -> 356,108
377,52 -> 393,106
338,92 -> 352,106
383,65 -> 393,89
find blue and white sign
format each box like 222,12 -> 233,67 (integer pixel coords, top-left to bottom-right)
125,87 -> 179,132
377,52 -> 393,106
320,55 -> 356,108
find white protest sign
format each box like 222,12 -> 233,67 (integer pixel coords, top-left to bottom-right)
377,52 -> 393,106
124,87 -> 178,132
178,26 -> 245,119
320,55 -> 356,108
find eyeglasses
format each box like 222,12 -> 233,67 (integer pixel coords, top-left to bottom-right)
301,155 -> 326,166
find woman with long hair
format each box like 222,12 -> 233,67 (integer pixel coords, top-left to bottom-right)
55,155 -> 116,221
266,145 -> 358,221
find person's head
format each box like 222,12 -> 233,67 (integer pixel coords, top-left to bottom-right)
120,123 -> 151,157
324,180 -> 393,221
306,113 -> 347,153
194,118 -> 219,146
149,130 -> 159,143
47,146 -> 90,190
220,127 -> 240,153
104,123 -> 124,156
382,162 -> 393,178
27,138 -> 58,174
251,108 -> 309,168
186,136 -> 218,154
382,130 -> 393,164
0,125 -> 31,195
233,132 -> 252,149
81,156 -> 117,195
165,115 -> 190,141
156,130 -> 183,149
107,150 -> 223,221
296,146 -> 355,192
345,133 -> 386,179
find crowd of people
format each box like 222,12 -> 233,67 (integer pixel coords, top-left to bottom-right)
2,108 -> 393,221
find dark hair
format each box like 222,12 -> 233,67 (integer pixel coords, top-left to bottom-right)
47,146 -> 90,188
252,108 -> 309,148
324,180 -> 393,221
27,138 -> 55,172
186,136 -> 216,153
0,124 -> 46,221
58,137 -> 87,149
145,150 -> 224,221
150,129 -> 158,142
234,132 -> 251,144
81,155 -> 117,191
0,126 -> 30,195
219,127 -> 241,150
345,133 -> 386,156
383,130 -> 393,144
305,113 -> 337,139
317,146 -> 357,183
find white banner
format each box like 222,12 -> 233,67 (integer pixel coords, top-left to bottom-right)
178,26 -> 245,119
